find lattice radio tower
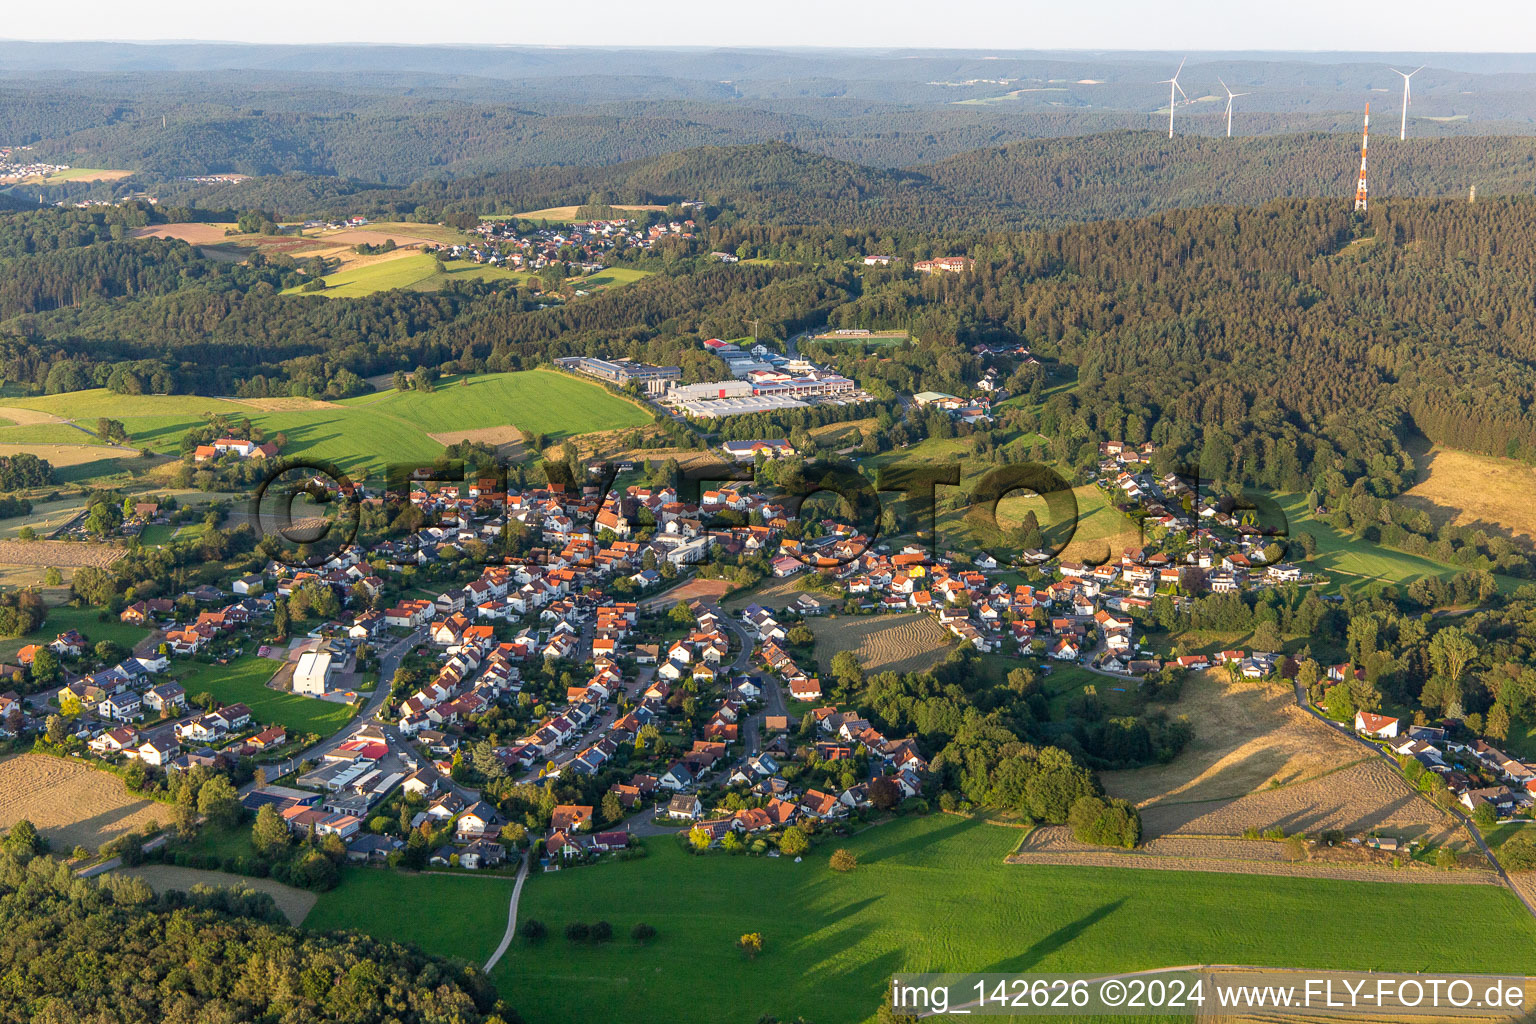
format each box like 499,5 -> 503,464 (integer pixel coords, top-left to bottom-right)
1354,104 -> 1370,212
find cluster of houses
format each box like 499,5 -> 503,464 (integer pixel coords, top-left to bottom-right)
1346,713 -> 1536,819
643,704 -> 928,850
424,214 -> 697,279
191,437 -> 280,463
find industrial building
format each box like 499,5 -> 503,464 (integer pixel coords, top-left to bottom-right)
555,356 -> 681,393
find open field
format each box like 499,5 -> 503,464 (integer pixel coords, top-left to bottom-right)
1100,672 -> 1459,848
132,223 -> 238,246
638,576 -> 736,613
995,483 -> 1142,564
490,814 -> 1536,1024
283,252 -> 531,298
580,267 -> 652,289
0,754 -> 166,854
0,442 -> 154,487
338,369 -> 650,443
0,538 -> 121,569
513,204 -> 666,220
114,864 -> 317,924
1274,494 -> 1522,594
304,867 -> 513,962
0,424 -> 105,446
809,611 -> 953,676
0,370 -> 648,483
861,436 -> 1115,559
347,222 -> 476,246
721,574 -> 816,612
170,656 -> 357,736
1400,444 -> 1536,546
17,167 -> 132,184
1011,826 -> 1496,883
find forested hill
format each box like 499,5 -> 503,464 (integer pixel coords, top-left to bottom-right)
912,132 -> 1536,227
0,851 -> 514,1023
381,133 -> 1536,231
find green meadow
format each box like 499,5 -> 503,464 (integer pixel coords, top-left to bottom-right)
337,368 -> 650,440
469,815 -> 1536,1024
281,253 -> 650,299
283,253 -> 533,298
0,370 -> 650,483
0,604 -> 149,663
305,869 -> 514,965
170,655 -> 357,736
1273,494 -> 1523,594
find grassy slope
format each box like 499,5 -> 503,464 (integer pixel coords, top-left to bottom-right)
170,655 -> 356,736
0,371 -> 649,484
1274,495 -> 1522,594
490,815 -> 1536,1024
337,369 -> 650,440
304,867 -> 513,965
283,253 -> 532,298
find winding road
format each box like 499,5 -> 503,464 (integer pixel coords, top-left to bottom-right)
1287,674 -> 1536,919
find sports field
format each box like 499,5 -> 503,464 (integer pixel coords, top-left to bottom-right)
169,656 -> 356,736
487,814 -> 1536,1024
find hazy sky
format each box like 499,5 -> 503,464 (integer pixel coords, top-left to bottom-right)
6,0 -> 1536,51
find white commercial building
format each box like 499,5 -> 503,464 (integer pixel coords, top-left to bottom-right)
292,650 -> 334,696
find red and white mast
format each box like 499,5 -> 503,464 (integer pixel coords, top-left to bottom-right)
1354,104 -> 1370,212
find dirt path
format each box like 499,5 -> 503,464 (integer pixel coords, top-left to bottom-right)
483,850 -> 531,973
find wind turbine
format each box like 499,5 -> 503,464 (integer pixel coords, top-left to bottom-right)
1158,57 -> 1188,139
1391,65 -> 1424,140
1218,78 -> 1250,138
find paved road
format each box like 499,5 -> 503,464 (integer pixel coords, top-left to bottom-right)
482,850 -> 531,973
243,626 -> 425,792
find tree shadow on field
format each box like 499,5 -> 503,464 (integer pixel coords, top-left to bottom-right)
856,816 -> 971,865
982,899 -> 1126,974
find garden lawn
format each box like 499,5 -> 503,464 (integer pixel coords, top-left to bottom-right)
304,867 -> 513,964
0,604 -> 149,663
170,656 -> 356,736
493,814 -> 1536,1024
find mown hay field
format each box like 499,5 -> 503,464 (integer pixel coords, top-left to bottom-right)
810,611 -> 952,676
1400,445 -> 1536,545
0,754 -> 166,854
1101,672 -> 1459,849
114,864 -> 318,924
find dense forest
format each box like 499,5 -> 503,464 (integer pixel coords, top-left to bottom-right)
27,132 -> 1536,234
10,192 -> 1536,508
9,49 -> 1536,183
0,847 -> 514,1023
